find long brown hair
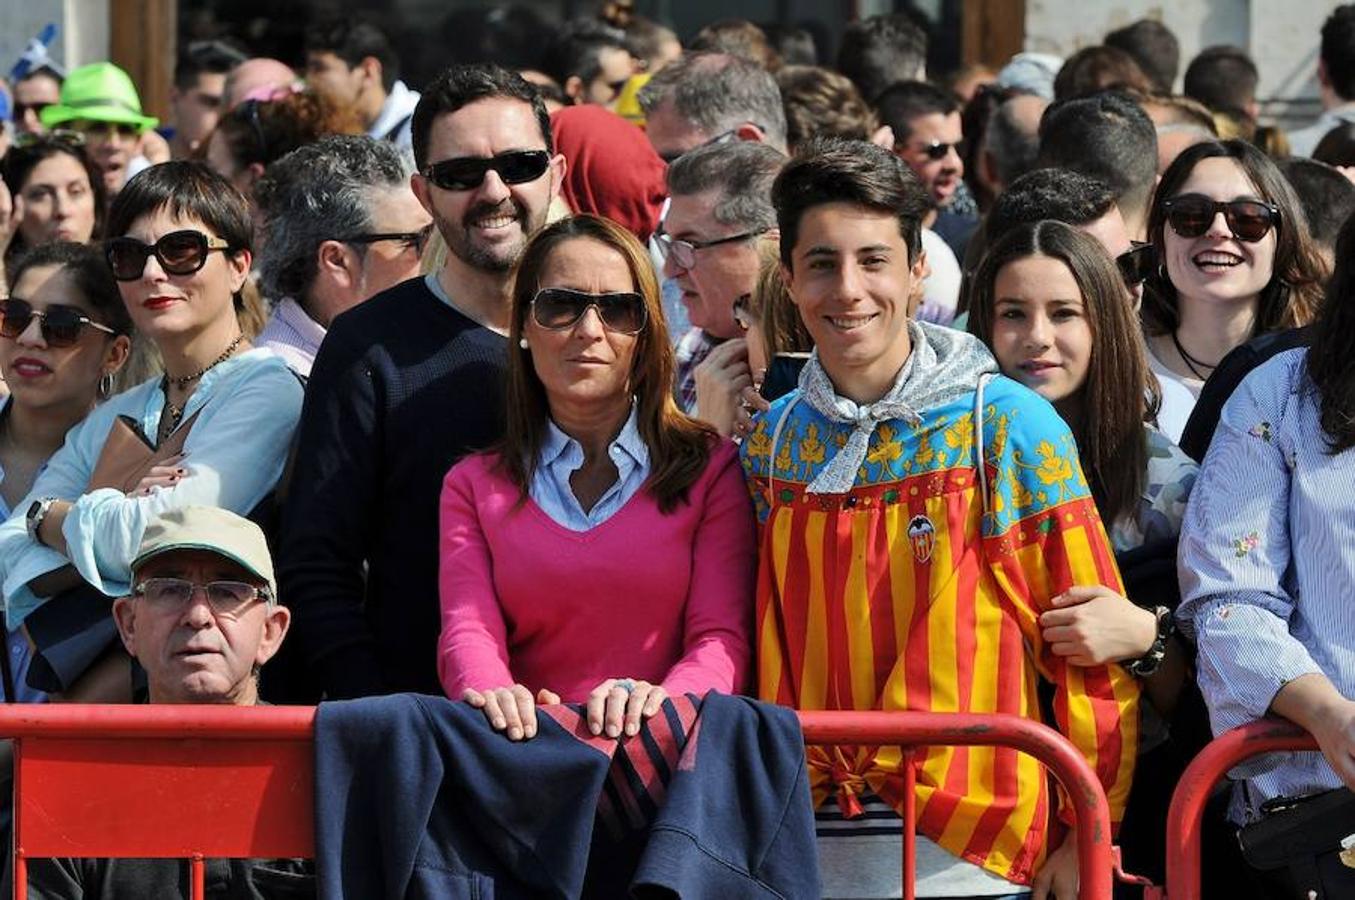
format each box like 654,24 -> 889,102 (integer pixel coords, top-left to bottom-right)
969,220 -> 1160,530
500,215 -> 717,512
1308,215 -> 1355,454
1144,139 -> 1325,337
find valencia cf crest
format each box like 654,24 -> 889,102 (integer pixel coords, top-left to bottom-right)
907,515 -> 935,563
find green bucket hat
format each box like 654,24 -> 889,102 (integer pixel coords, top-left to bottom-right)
40,62 -> 159,131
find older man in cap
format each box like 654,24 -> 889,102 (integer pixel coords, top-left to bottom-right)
16,507 -> 304,898
111,505 -> 289,706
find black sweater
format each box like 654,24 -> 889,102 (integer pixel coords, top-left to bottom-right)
278,276 -> 507,698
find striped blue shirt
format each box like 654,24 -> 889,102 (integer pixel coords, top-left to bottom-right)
1177,348 -> 1355,823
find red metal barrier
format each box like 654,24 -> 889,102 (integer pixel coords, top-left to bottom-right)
799,710 -> 1115,900
0,705 -> 1113,900
1164,719 -> 1318,900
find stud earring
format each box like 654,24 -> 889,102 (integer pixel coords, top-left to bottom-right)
519,338 -> 529,350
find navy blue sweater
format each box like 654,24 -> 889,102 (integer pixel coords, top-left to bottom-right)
278,276 -> 508,699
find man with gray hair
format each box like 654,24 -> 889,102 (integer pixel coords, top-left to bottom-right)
637,52 -> 788,163
975,93 -> 1047,199
255,134 -> 431,376
657,140 -> 784,428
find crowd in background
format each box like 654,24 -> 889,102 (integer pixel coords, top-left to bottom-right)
0,4 -> 1352,899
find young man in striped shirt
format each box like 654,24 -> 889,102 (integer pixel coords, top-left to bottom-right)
741,137 -> 1139,899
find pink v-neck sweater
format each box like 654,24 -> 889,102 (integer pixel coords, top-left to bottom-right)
438,440 -> 756,702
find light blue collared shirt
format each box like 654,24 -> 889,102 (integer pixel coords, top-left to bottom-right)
0,349 -> 303,627
0,395 -> 47,703
1177,349 -> 1355,823
528,404 -> 650,532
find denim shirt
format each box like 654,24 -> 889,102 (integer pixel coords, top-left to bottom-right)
528,404 -> 650,532
0,349 -> 303,627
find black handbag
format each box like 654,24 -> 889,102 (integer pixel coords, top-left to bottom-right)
1237,787 -> 1355,897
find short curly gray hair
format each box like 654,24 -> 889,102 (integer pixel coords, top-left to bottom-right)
637,52 -> 787,153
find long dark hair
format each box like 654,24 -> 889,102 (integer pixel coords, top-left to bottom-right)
1144,139 -> 1324,337
970,220 -> 1160,529
1,138 -> 107,259
1308,215 -> 1355,454
500,215 -> 716,512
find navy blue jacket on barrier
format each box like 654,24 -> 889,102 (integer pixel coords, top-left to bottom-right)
312,691 -> 820,899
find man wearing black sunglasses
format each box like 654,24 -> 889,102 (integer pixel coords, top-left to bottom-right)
876,81 -> 979,262
255,135 -> 431,377
279,64 -> 563,701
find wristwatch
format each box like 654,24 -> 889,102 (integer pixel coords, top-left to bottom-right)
25,497 -> 58,547
1124,605 -> 1174,677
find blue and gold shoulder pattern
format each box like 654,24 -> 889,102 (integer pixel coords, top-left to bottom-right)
738,376 -> 1093,536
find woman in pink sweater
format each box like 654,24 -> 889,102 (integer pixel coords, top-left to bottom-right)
439,215 -> 755,742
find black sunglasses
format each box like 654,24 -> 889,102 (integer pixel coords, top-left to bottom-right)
106,230 -> 231,281
12,101 -> 54,121
0,298 -> 117,347
530,287 -> 647,335
339,225 -> 433,256
422,150 -> 551,191
1116,242 -> 1158,289
1163,194 -> 1279,243
909,139 -> 966,161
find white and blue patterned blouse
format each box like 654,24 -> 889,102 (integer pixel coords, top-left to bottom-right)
0,349 -> 303,628
1177,348 -> 1355,823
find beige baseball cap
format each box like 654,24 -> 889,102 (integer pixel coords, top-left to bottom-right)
130,506 -> 276,599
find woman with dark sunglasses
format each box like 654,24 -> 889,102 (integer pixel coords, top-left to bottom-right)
0,243 -> 130,702
439,215 -> 754,741
0,136 -> 107,293
0,162 -> 303,701
1143,140 -> 1325,429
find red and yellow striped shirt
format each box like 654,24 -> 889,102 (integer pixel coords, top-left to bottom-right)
741,379 -> 1139,884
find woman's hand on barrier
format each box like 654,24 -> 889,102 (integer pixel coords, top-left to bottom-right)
463,684 -> 541,741
127,455 -> 188,497
1040,586 -> 1157,666
586,678 -> 667,739
1273,674 -> 1355,791
1031,833 -> 1078,900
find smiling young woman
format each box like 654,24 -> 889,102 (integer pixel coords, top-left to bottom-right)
1142,140 -> 1325,427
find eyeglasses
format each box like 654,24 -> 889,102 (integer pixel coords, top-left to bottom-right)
0,298 -> 116,346
907,139 -> 966,161
13,128 -> 86,150
1116,242 -> 1158,289
12,101 -> 54,122
658,125 -> 764,165
732,293 -> 753,331
135,577 -> 270,618
655,227 -> 769,270
422,150 -> 551,191
339,225 -> 433,256
529,287 -> 647,335
105,230 -> 231,281
66,119 -> 140,139
239,98 -> 269,162
1162,194 -> 1279,243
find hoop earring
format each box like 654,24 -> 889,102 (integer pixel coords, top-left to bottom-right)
98,372 -> 114,400
519,338 -> 529,350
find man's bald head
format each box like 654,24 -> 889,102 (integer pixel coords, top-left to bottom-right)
224,58 -> 298,110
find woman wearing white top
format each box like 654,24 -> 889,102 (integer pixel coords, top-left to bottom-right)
0,162 -> 303,699
1141,140 -> 1324,427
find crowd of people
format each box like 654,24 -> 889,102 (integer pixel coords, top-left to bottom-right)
0,4 -> 1353,899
